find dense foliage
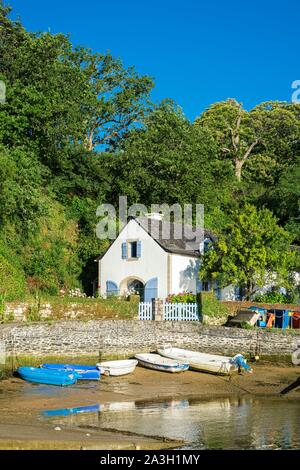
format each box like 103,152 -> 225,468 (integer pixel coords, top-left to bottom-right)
0,2 -> 299,299
253,292 -> 294,304
200,205 -> 298,300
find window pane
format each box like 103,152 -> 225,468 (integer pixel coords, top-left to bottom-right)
131,242 -> 137,258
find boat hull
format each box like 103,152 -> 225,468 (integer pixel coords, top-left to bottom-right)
135,354 -> 189,373
158,347 -> 239,376
42,364 -> 101,381
18,367 -> 77,386
97,360 -> 138,377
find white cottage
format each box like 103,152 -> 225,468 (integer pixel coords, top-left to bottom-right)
96,214 -> 216,302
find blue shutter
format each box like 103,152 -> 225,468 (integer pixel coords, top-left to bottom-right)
144,278 -> 158,302
106,281 -> 119,297
121,242 -> 127,259
137,241 -> 142,259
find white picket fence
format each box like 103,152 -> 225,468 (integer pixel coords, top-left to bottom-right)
138,302 -> 153,320
164,303 -> 199,321
138,302 -> 199,321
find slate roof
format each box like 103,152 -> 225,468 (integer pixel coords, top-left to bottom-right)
96,217 -> 216,261
134,217 -> 216,257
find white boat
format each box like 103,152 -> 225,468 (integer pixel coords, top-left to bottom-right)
157,346 -> 240,376
135,353 -> 189,373
97,359 -> 138,377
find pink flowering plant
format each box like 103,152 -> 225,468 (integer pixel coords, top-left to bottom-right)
166,292 -> 197,304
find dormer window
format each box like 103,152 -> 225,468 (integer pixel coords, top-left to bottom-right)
121,241 -> 142,260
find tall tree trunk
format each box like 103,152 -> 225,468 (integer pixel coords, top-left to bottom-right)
234,140 -> 259,181
235,159 -> 244,182
83,128 -> 95,151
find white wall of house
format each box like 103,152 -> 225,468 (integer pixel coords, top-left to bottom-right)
170,254 -> 201,295
217,270 -> 300,301
218,285 -> 238,301
99,219 -> 169,298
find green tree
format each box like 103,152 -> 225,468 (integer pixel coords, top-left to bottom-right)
195,99 -> 300,182
107,101 -> 235,216
0,3 -> 153,163
200,204 -> 298,300
271,159 -> 300,240
0,0 -> 299,301
0,2 -> 153,296
0,145 -> 47,234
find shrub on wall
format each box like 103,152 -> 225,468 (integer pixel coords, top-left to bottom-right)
166,292 -> 197,303
254,292 -> 295,304
199,291 -> 230,318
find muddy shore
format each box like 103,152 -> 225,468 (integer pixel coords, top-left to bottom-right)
0,363 -> 299,450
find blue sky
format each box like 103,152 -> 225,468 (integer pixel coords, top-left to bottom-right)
9,0 -> 299,121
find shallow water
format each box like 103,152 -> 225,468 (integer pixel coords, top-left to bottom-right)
43,397 -> 300,450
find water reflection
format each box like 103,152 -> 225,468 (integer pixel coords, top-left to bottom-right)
42,404 -> 100,417
42,398 -> 300,450
22,382 -> 97,397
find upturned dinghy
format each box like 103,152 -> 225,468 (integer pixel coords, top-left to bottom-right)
97,360 -> 138,377
157,346 -> 251,376
18,367 -> 78,386
42,364 -> 101,381
135,353 -> 189,373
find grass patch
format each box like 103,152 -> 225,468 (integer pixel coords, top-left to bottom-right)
3,295 -> 140,322
47,297 -> 139,320
258,355 -> 295,366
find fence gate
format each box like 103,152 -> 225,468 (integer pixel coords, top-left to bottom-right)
138,302 -> 153,320
138,301 -> 200,321
163,303 -> 199,321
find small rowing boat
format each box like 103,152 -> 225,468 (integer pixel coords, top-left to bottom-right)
135,353 -> 189,373
42,364 -> 101,381
157,346 -> 242,376
18,367 -> 77,386
97,360 -> 138,377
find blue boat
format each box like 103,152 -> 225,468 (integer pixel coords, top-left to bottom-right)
18,367 -> 78,387
42,364 -> 101,381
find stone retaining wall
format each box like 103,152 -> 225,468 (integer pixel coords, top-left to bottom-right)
0,320 -> 299,359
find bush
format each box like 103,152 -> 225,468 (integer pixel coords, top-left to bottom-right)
166,292 -> 197,303
199,291 -> 230,318
254,292 -> 293,304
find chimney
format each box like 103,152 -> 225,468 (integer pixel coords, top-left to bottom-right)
145,212 -> 164,221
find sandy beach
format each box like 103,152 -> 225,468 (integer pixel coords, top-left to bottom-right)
0,363 -> 299,450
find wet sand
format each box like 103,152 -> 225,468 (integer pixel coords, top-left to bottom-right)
0,364 -> 299,450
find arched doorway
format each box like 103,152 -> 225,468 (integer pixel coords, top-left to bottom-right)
120,277 -> 145,301
128,279 -> 144,300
